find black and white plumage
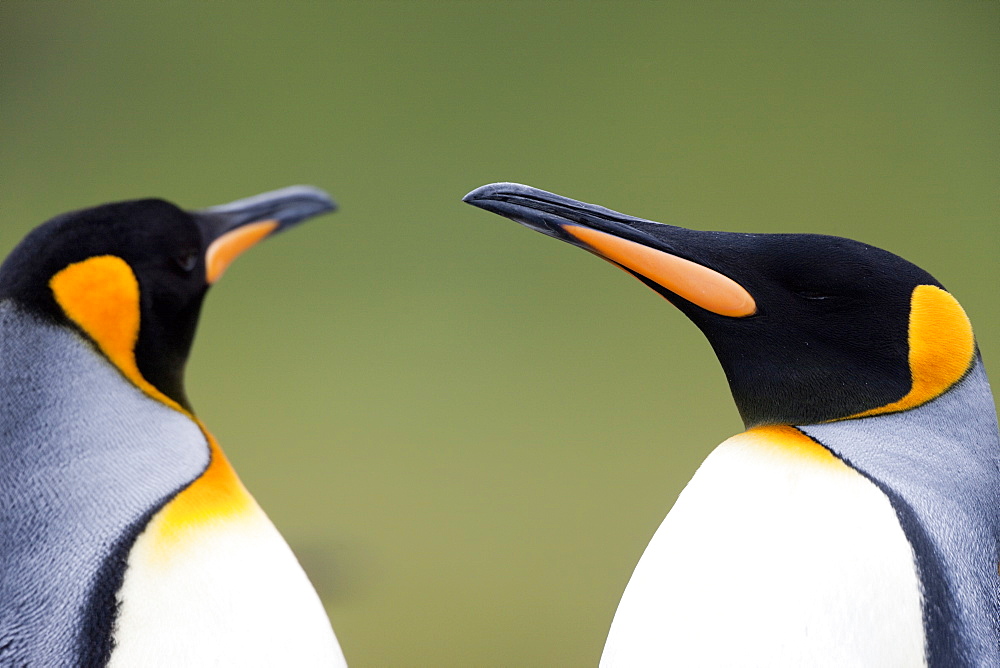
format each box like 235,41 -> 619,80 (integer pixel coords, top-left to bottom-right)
465,182 -> 998,667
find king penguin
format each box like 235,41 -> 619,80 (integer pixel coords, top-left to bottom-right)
0,187 -> 348,667
464,182 -> 999,667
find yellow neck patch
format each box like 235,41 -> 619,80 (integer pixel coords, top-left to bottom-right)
49,255 -> 254,551
142,427 -> 256,557
848,284 -> 975,419
741,424 -> 842,467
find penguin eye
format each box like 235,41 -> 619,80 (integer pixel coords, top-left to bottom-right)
173,251 -> 199,273
794,289 -> 835,301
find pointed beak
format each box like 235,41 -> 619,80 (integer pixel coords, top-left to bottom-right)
463,182 -> 756,318
197,185 -> 337,284
462,182 -> 655,243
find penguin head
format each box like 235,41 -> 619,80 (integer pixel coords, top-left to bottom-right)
464,183 -> 976,427
0,186 -> 335,411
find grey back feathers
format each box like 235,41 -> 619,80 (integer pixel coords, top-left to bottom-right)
802,359 -> 1000,666
0,303 -> 208,665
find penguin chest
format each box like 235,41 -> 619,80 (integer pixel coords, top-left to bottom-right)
602,426 -> 926,668
107,504 -> 346,667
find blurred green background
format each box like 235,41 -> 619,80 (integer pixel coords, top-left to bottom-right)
2,1 -> 997,665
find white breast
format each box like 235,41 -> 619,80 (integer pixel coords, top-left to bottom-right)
108,506 -> 347,667
601,427 -> 926,667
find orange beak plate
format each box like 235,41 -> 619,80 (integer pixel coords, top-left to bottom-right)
564,225 -> 757,318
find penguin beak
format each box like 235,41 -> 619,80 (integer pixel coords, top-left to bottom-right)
197,185 -> 337,284
463,182 -> 756,318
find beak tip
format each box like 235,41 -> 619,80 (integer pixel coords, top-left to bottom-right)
292,184 -> 338,213
202,184 -> 337,233
462,185 -> 494,207
270,184 -> 338,221
462,182 -> 535,208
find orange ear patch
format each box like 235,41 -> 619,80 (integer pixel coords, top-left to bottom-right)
49,255 -> 185,411
563,225 -> 757,317
50,255 -> 255,551
849,284 -> 975,418
205,220 -> 278,283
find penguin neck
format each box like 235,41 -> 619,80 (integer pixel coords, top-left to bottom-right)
0,301 -> 212,471
798,357 -> 1000,666
800,356 -> 998,462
